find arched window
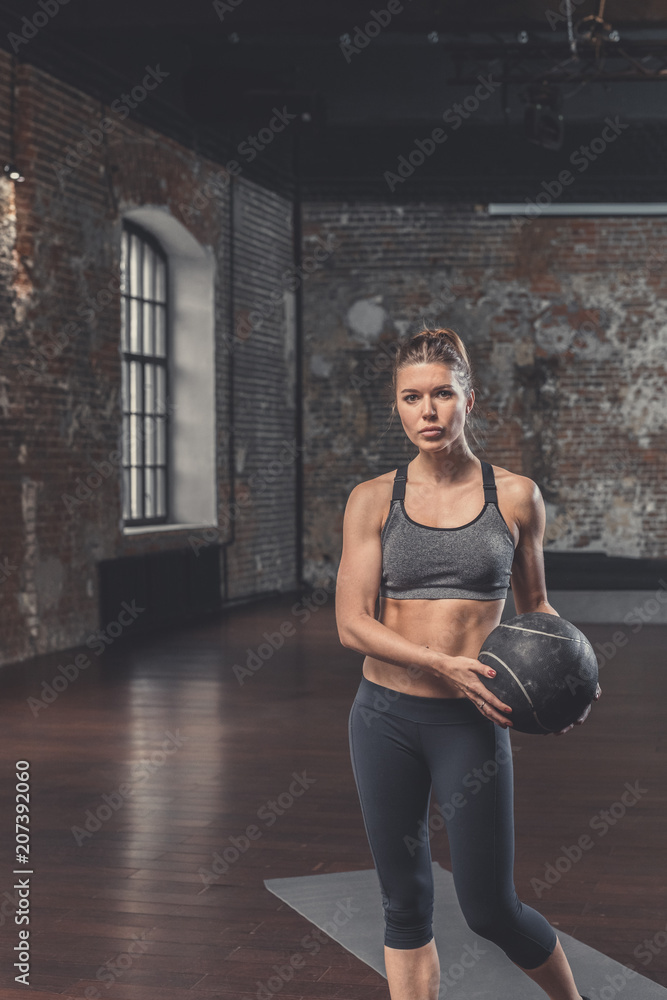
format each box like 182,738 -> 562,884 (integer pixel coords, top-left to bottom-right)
119,206 -> 217,535
120,221 -> 170,525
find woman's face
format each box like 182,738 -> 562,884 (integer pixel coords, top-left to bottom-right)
395,362 -> 473,451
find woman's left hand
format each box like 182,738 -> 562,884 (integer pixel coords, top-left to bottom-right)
552,682 -> 602,736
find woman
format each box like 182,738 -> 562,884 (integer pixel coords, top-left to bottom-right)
335,328 -> 601,1000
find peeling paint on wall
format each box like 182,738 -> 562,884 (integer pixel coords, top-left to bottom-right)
34,555 -> 65,611
346,297 -> 386,345
19,478 -> 41,643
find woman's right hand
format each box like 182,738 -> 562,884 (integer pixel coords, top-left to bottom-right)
440,654 -> 514,729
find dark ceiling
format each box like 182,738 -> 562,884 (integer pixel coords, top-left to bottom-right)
4,0 -> 667,29
1,0 -> 666,199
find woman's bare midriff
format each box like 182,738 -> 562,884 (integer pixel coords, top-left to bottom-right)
362,594 -> 506,698
361,459 -> 518,699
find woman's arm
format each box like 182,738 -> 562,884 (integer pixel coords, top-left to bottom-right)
335,480 -> 445,678
507,476 -> 560,617
508,475 -> 601,732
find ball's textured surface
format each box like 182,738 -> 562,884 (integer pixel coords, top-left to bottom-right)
477,612 -> 599,735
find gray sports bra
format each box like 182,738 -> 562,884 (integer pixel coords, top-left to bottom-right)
379,460 -> 516,600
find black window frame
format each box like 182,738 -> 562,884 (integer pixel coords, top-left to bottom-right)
120,220 -> 170,527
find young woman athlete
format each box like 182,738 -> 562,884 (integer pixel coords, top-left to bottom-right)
335,328 -> 601,1000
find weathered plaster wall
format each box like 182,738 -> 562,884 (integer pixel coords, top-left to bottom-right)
300,203 -> 667,583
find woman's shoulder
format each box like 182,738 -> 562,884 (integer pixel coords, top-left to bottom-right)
490,463 -> 543,511
356,466 -> 399,487
344,468 -> 397,518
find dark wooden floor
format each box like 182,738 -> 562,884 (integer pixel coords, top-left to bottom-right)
1,593 -> 665,999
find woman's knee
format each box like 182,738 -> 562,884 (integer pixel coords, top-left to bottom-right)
463,911 -> 502,942
461,897 -> 516,943
461,899 -> 557,968
382,884 -> 434,950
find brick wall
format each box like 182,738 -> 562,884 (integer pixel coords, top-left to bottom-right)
0,51 -> 297,666
300,201 -> 667,584
3,48 -> 667,665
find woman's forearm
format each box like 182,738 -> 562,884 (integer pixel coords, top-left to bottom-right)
338,613 -> 451,681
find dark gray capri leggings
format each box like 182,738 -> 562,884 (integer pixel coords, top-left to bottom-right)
348,675 -> 558,968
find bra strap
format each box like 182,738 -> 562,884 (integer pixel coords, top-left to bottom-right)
393,461 -> 497,504
391,465 -> 408,501
481,460 -> 498,505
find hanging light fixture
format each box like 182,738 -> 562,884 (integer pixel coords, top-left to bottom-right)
521,82 -> 564,151
4,164 -> 24,182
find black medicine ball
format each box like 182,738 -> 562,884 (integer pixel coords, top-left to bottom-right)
477,612 -> 599,735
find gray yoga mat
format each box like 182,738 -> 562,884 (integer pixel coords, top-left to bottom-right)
264,862 -> 667,999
